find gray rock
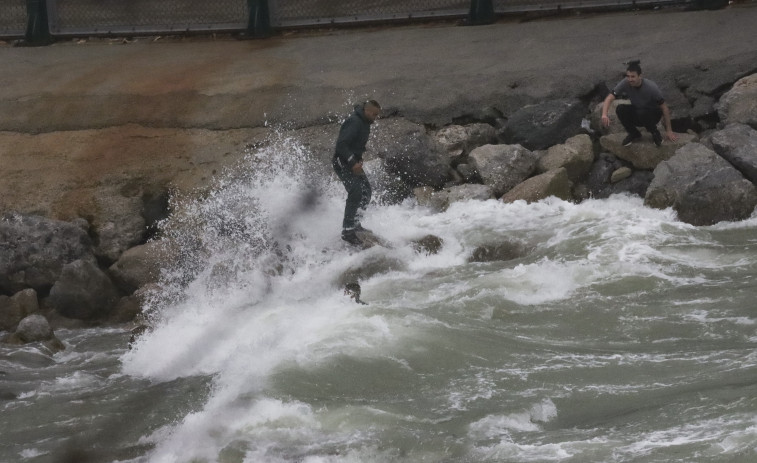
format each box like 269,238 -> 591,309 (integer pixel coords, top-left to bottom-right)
499,99 -> 587,150
446,184 -> 495,206
536,134 -> 595,182
501,168 -> 573,204
0,289 -> 39,332
109,295 -> 142,324
15,314 -> 53,343
434,123 -> 497,156
469,144 -> 539,196
645,143 -> 757,226
717,73 -> 757,129
336,254 -> 406,288
710,123 -> 757,183
48,259 -> 121,320
374,118 -> 449,188
600,132 -> 697,170
610,167 -> 633,183
0,214 -> 96,295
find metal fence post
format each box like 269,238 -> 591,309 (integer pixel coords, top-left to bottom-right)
24,0 -> 52,44
468,0 -> 495,25
246,0 -> 271,38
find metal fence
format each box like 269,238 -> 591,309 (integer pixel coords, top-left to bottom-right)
0,1 -> 27,37
47,0 -> 248,35
2,0 -> 693,40
269,0 -> 470,27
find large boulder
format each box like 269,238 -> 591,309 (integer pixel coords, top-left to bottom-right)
48,259 -> 121,320
710,123 -> 757,183
717,74 -> 757,129
600,132 -> 697,170
501,168 -> 573,204
4,314 -> 65,351
108,241 -> 174,294
92,194 -> 148,265
468,144 -> 539,196
645,143 -> 757,226
0,214 -> 95,295
15,314 -> 54,343
498,99 -> 587,150
536,134 -> 595,182
374,118 -> 449,188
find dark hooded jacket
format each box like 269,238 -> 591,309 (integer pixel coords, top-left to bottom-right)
333,104 -> 373,170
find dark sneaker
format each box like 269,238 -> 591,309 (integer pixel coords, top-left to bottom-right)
622,133 -> 641,146
354,223 -> 372,233
651,130 -> 663,147
341,229 -> 363,246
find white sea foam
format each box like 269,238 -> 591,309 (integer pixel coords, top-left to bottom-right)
116,133 -> 756,462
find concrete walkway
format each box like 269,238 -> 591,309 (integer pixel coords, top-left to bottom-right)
1,3 -> 757,133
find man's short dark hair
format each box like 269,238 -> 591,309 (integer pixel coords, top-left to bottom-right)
626,60 -> 642,75
365,99 -> 381,110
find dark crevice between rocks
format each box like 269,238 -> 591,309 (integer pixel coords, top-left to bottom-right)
141,189 -> 171,243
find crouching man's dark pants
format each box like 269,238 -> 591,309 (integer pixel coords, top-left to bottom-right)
616,104 -> 662,136
334,162 -> 371,230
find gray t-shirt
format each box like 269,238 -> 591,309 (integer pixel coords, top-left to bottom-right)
612,78 -> 665,110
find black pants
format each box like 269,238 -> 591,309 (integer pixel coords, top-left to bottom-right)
334,161 -> 371,230
616,104 -> 662,136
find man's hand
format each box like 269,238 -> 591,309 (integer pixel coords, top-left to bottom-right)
666,131 -> 678,142
601,115 -> 611,127
351,162 -> 364,175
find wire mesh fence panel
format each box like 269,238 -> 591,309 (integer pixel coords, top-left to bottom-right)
268,0 -> 470,27
492,0 -> 664,12
47,0 -> 248,35
0,0 -> 27,37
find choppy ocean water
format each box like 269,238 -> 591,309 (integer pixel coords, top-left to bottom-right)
2,134 -> 756,463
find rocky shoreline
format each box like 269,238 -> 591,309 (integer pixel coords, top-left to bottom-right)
2,8 -> 757,349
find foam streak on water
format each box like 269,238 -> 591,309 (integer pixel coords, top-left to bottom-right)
3,135 -> 757,462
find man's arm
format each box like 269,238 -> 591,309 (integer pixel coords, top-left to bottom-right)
601,93 -> 615,128
659,102 -> 678,142
335,117 -> 362,172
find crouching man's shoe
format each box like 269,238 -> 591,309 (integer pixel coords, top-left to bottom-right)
651,129 -> 663,147
622,133 -> 641,147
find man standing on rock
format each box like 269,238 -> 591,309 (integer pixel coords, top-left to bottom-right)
333,100 -> 381,246
601,60 -> 678,147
